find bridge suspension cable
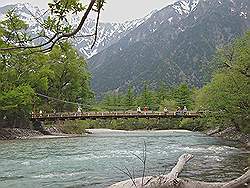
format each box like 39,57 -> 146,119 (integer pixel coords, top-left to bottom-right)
36,93 -> 165,111
36,93 -> 91,109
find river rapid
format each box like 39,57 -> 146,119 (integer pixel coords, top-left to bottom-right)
0,130 -> 249,188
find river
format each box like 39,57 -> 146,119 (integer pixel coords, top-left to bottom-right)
0,130 -> 249,188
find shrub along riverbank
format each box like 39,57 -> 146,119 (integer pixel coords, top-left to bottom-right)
44,118 -> 187,132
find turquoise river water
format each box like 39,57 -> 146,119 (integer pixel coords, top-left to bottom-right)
0,130 -> 249,188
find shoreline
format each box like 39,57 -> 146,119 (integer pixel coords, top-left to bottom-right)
0,128 -> 192,140
84,128 -> 250,149
0,127 -> 248,149
0,128 -> 86,140
205,127 -> 249,143
85,128 -> 191,134
30,134 -> 85,139
204,127 -> 249,148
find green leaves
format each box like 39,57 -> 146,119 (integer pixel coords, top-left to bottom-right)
43,16 -> 58,31
49,0 -> 85,16
0,1 -> 96,125
94,0 -> 106,11
173,83 -> 193,109
0,40 -> 93,122
0,86 -> 34,112
45,43 -> 93,112
0,10 -> 28,46
125,85 -> 135,107
46,0 -> 86,33
97,82 -> 194,112
195,31 -> 250,132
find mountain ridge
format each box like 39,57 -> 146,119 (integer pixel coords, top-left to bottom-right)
88,0 -> 249,95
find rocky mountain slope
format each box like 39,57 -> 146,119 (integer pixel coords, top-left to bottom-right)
88,0 -> 249,94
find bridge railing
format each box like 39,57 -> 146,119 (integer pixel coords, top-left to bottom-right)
31,111 -> 202,119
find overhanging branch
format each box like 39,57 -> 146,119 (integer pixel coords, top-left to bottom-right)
0,0 -> 100,53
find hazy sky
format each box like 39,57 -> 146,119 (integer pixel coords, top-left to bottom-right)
0,0 -> 178,22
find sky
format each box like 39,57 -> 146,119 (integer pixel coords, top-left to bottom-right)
0,0 -> 178,22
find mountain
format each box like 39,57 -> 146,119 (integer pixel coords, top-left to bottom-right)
88,0 -> 250,95
0,1 -> 249,95
0,3 -> 153,58
72,12 -> 154,58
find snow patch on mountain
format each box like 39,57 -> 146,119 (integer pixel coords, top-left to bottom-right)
168,17 -> 173,23
172,0 -> 200,15
74,11 -> 154,58
240,12 -> 247,19
190,0 -> 199,11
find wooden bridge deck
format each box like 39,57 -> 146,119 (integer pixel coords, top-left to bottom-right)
31,111 -> 202,121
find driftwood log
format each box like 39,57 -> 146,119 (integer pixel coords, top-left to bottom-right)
109,154 -> 249,188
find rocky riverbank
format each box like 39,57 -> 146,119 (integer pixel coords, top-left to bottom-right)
0,127 -> 86,140
1,126 -> 249,147
0,128 -> 43,140
205,126 -> 249,148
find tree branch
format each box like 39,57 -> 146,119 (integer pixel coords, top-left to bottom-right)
0,0 -> 98,52
109,154 -> 249,188
222,170 -> 250,188
91,6 -> 101,49
168,153 -> 193,179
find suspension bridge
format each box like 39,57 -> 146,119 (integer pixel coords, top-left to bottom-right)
31,111 -> 202,121
32,93 -> 202,122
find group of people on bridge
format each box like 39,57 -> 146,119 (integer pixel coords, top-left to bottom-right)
136,106 -> 149,113
136,106 -> 188,114
34,105 -> 188,116
176,106 -> 188,115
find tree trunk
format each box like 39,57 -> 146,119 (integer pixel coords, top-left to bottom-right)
109,154 -> 249,188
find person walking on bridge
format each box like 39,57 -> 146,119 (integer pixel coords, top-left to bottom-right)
183,106 -> 188,114
77,106 -> 82,113
137,106 -> 141,113
164,107 -> 168,114
39,110 -> 43,117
